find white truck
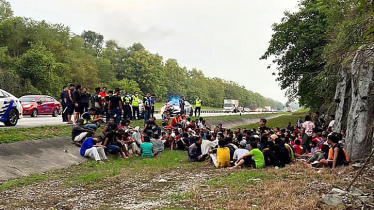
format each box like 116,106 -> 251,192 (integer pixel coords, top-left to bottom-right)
264,106 -> 272,112
223,99 -> 239,113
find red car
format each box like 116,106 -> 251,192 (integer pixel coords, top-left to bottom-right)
20,95 -> 61,117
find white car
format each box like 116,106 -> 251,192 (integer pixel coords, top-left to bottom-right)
161,100 -> 193,116
0,89 -> 23,126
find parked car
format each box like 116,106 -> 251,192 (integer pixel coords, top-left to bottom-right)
161,100 -> 193,116
20,95 -> 61,117
0,89 -> 23,126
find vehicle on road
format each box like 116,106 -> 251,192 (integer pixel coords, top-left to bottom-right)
20,95 -> 61,117
0,89 -> 23,126
161,100 -> 193,116
223,99 -> 239,113
243,107 -> 250,112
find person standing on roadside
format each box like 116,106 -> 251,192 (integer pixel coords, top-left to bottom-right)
81,87 -> 90,113
132,91 -> 140,120
179,96 -> 185,115
60,86 -> 68,122
143,92 -> 152,123
108,88 -> 123,125
91,87 -> 103,119
151,95 -> 155,118
73,84 -> 82,122
123,92 -> 132,120
195,96 -> 202,117
66,84 -> 75,124
99,87 -> 107,105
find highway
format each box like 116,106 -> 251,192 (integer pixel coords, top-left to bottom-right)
0,112 -> 266,128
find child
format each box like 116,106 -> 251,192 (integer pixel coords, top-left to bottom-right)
293,139 -> 303,155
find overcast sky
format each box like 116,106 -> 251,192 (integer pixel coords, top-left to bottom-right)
10,0 -> 299,103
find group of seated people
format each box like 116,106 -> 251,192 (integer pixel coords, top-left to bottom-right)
71,108 -> 349,171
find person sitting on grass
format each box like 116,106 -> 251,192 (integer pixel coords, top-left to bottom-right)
143,117 -> 162,135
102,128 -> 129,159
188,136 -> 207,162
229,142 -> 265,170
72,118 -> 95,147
318,135 -> 349,169
140,136 -> 157,158
151,133 -> 165,153
122,130 -> 141,156
208,140 -> 231,168
82,107 -> 103,130
80,136 -> 108,162
292,139 -> 303,156
232,140 -> 250,164
263,138 -> 291,168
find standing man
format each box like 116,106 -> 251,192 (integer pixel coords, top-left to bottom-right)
151,94 -> 155,118
66,84 -> 75,124
132,91 -> 140,120
179,96 -> 185,115
91,87 -> 103,119
60,86 -> 68,122
195,96 -> 202,117
73,84 -> 82,122
99,87 -> 107,105
81,87 -> 90,113
143,92 -> 152,123
108,88 -> 123,125
123,92 -> 132,120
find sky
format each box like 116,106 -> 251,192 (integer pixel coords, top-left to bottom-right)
10,0 -> 300,104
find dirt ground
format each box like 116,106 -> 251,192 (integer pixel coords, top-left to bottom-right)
0,154 -> 373,210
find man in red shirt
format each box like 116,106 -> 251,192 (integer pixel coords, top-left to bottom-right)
99,87 -> 107,105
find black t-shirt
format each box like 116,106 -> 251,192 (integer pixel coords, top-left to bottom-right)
145,120 -> 156,130
333,143 -> 346,162
81,93 -> 90,104
109,95 -> 121,109
73,90 -> 81,104
81,112 -> 91,122
60,91 -> 67,104
271,144 -> 291,166
143,97 -> 151,109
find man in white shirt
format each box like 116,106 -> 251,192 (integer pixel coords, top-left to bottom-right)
232,140 -> 250,162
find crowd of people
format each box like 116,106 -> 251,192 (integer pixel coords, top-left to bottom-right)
64,84 -> 348,170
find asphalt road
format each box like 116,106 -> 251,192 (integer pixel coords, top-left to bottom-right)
0,112 -> 266,128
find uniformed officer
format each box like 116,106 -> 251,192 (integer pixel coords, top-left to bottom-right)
195,96 -> 202,117
132,91 -> 140,120
143,92 -> 152,123
123,92 -> 132,120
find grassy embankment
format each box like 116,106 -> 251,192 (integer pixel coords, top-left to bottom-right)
0,112 -> 361,210
154,102 -> 223,111
0,113 -> 277,144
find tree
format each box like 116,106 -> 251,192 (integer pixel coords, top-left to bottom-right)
0,0 -> 12,23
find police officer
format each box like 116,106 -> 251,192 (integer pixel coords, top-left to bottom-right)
143,92 -> 152,123
132,91 -> 140,120
123,92 -> 132,120
179,96 -> 185,115
195,96 -> 202,117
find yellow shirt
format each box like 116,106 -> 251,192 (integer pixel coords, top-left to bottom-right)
216,147 -> 230,168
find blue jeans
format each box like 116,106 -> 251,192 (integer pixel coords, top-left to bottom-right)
144,109 -> 151,123
83,123 -> 97,130
260,143 -> 267,151
146,127 -> 162,135
110,108 -> 122,125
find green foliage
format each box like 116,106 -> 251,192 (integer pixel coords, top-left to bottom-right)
0,0 -> 282,108
262,0 -> 374,111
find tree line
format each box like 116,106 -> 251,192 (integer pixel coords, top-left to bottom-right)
0,1 -> 283,109
261,0 -> 374,112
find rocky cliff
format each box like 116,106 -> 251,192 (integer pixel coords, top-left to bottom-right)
334,45 -> 374,161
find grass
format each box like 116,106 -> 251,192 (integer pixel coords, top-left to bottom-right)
233,114 -> 303,130
1,113 -> 371,210
292,108 -> 310,115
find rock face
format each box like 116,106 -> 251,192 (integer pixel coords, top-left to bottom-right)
334,45 -> 374,161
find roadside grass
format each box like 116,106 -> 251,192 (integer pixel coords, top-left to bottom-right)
292,108 -> 310,115
233,114 -> 303,130
0,173 -> 49,191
